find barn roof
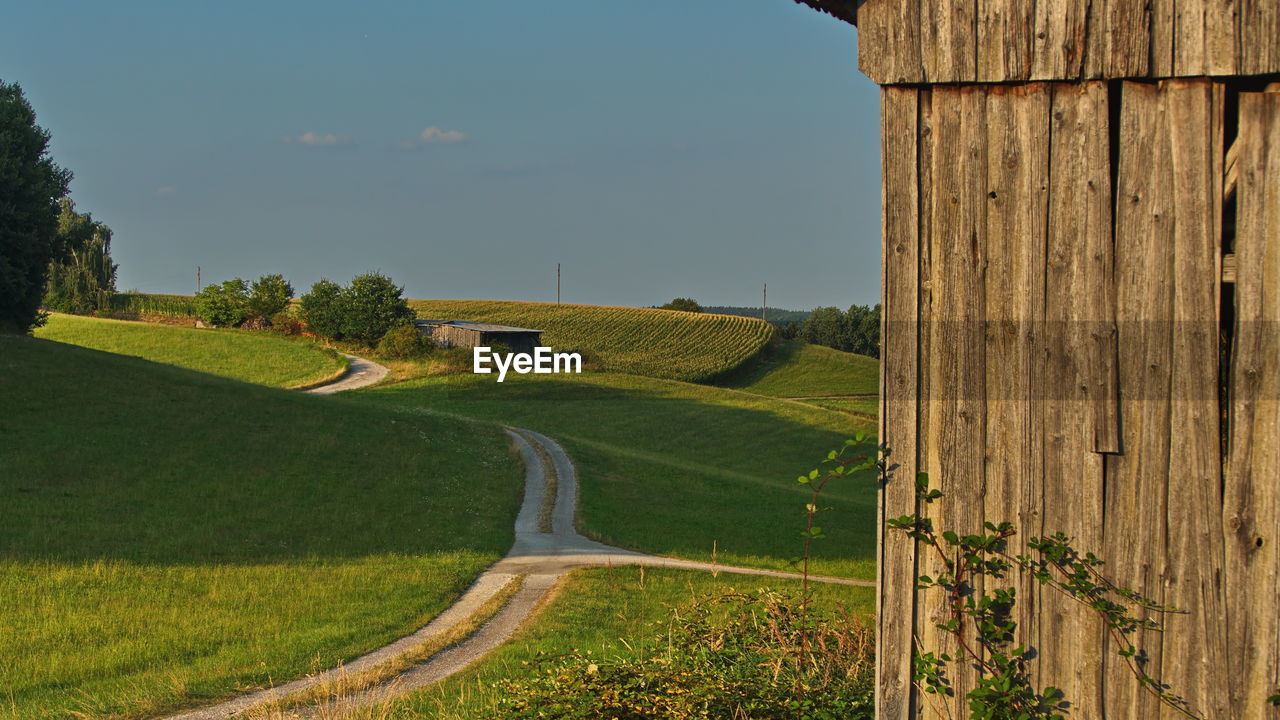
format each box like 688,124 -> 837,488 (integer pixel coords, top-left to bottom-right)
792,0 -> 858,25
415,319 -> 543,334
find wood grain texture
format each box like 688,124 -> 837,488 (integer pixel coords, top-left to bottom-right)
981,83 -> 1049,692
1038,82 -> 1109,717
1085,0 -> 1151,78
876,85 -> 920,720
977,0 -> 1033,80
1224,90 -> 1280,719
919,85 -> 987,718
1030,0 -> 1089,79
1240,0 -> 1280,75
920,0 -> 977,81
1160,79 -> 1229,720
1105,80 -> 1173,719
857,0 -> 925,85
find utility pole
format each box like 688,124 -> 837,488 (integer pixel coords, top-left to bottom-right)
557,263 -> 561,305
196,266 -> 201,294
762,282 -> 767,322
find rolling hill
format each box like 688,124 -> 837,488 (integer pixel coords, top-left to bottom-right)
409,299 -> 773,382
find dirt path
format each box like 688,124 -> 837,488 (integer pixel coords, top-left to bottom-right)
162,363 -> 871,719
304,353 -> 388,394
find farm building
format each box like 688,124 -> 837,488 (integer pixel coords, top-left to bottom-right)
414,320 -> 543,355
793,0 -> 1280,718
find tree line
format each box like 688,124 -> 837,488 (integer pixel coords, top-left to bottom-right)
777,304 -> 880,358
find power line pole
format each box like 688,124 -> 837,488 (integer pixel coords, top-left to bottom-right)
557,263 -> 561,305
196,266 -> 201,294
762,282 -> 767,322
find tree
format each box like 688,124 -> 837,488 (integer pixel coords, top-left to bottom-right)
0,80 -> 72,332
341,271 -> 414,344
195,278 -> 249,327
43,198 -> 117,314
661,297 -> 703,313
247,273 -> 293,320
299,278 -> 346,338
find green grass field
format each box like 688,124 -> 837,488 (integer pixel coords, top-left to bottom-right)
0,335 -> 522,719
34,313 -> 346,389
407,299 -> 773,382
360,372 -> 878,580
714,338 -> 879,398
393,566 -> 875,719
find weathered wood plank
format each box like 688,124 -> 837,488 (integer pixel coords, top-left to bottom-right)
981,83 -> 1049,693
977,0 -> 1033,81
915,91 -> 935,694
1085,0 -> 1151,78
1105,80 -> 1173,720
1224,89 -> 1280,719
876,85 -> 920,720
919,84 -> 986,718
920,0 -> 977,81
1240,0 -> 1280,75
1160,78 -> 1229,720
1030,0 -> 1088,80
1039,82 -> 1109,717
1169,0 -> 1239,75
856,0 -> 925,85
1150,0 -> 1176,77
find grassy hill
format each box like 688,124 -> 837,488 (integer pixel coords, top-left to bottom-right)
714,339 -> 879,399
408,299 -> 773,382
359,371 -> 878,580
34,314 -> 346,389
0,334 -> 521,719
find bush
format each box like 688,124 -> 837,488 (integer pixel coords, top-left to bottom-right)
298,272 -> 414,345
247,273 -> 293,320
376,324 -> 434,359
194,278 -> 249,327
342,271 -> 415,344
298,278 -> 346,339
485,590 -> 874,720
660,297 -> 702,313
270,311 -> 303,335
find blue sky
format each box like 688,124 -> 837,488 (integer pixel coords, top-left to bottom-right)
2,1 -> 880,309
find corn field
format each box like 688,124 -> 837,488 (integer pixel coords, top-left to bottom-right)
109,292 -> 199,318
409,300 -> 773,382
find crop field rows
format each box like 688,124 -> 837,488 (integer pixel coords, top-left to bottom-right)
409,299 -> 773,382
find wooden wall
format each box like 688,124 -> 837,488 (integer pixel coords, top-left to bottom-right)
877,78 -> 1279,719
856,0 -> 1280,84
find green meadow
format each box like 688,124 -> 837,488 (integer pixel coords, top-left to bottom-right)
0,335 -> 521,719
360,371 -> 879,580
34,313 -> 346,388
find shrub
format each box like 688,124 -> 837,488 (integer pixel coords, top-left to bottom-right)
298,272 -> 414,345
342,271 -> 415,345
376,324 -> 434,359
270,311 -> 303,335
194,278 -> 249,327
299,279 -> 346,339
247,273 -> 293,320
485,590 -> 874,720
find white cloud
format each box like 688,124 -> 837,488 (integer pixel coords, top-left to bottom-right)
153,186 -> 177,197
285,132 -> 349,147
414,126 -> 469,145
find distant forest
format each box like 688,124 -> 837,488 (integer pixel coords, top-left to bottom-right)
704,306 -> 810,324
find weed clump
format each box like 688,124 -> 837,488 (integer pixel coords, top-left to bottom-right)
484,589 -> 874,720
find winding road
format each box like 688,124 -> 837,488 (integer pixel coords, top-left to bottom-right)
164,357 -> 871,719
